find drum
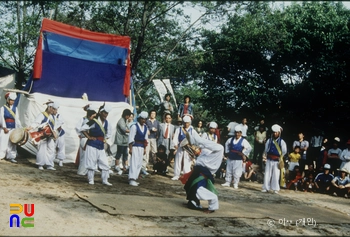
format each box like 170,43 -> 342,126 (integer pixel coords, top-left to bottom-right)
29,123 -> 57,145
180,138 -> 201,159
9,128 -> 29,146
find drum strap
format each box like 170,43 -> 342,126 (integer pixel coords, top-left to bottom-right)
4,105 -> 16,119
42,112 -> 55,126
93,118 -> 106,136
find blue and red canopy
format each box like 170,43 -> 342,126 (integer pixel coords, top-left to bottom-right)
31,18 -> 131,102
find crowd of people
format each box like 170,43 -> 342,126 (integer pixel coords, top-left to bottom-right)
1,91 -> 349,214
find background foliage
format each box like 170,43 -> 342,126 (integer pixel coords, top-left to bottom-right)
0,1 -> 350,144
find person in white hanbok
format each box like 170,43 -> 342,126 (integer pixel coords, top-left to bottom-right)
183,129 -> 224,213
52,102 -> 65,167
80,104 -> 113,186
75,104 -> 98,175
0,92 -> 22,162
221,125 -> 252,189
262,124 -> 287,194
30,101 -> 58,170
172,115 -> 199,180
128,111 -> 149,186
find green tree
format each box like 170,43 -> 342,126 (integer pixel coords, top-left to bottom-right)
199,1 -> 286,126
274,2 -> 350,135
198,1 -> 350,137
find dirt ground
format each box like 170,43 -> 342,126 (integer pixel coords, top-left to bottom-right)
1,151 -> 350,236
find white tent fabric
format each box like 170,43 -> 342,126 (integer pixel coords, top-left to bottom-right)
17,92 -> 133,163
153,79 -> 168,102
0,73 -> 16,106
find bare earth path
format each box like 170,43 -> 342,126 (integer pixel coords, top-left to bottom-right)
1,155 -> 349,236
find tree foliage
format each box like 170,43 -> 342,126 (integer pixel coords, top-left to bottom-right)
199,1 -> 350,138
0,1 -> 60,88
1,1 -> 350,139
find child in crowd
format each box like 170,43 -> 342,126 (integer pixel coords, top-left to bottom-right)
242,156 -> 257,181
286,165 -> 303,191
288,146 -> 301,182
153,145 -> 169,176
302,172 -> 316,192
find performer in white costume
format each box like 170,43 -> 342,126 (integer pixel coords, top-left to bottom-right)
30,101 -> 58,170
172,115 -> 199,180
0,92 -> 22,162
221,125 -> 252,189
75,104 -> 98,175
52,102 -> 65,166
183,130 -> 224,213
262,124 -> 287,194
128,111 -> 149,187
81,104 -> 112,186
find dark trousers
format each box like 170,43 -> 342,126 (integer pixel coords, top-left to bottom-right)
115,145 -> 128,162
253,141 -> 265,167
298,158 -> 307,173
307,146 -> 321,168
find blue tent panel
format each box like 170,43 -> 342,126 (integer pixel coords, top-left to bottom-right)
43,31 -> 128,66
31,51 -> 127,102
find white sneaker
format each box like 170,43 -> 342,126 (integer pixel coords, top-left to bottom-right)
171,176 -> 179,181
59,161 -> 63,167
221,182 -> 230,187
117,170 -> 123,175
141,169 -> 149,175
38,166 -> 44,170
233,184 -> 238,189
95,169 -> 101,173
129,180 -> 139,186
274,190 -> 279,194
103,181 -> 112,186
47,166 -> 56,170
89,180 -> 94,185
10,159 -> 17,163
108,170 -> 114,174
261,189 -> 268,193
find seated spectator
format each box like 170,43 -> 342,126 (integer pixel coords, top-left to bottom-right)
331,168 -> 350,198
286,165 -> 303,191
314,163 -> 334,194
304,164 -> 317,179
152,145 -> 169,176
241,156 -> 257,182
302,172 -> 316,192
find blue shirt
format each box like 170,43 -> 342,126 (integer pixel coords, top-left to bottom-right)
332,176 -> 350,186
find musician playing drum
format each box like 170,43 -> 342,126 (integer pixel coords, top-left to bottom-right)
0,92 -> 22,163
30,101 -> 58,170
